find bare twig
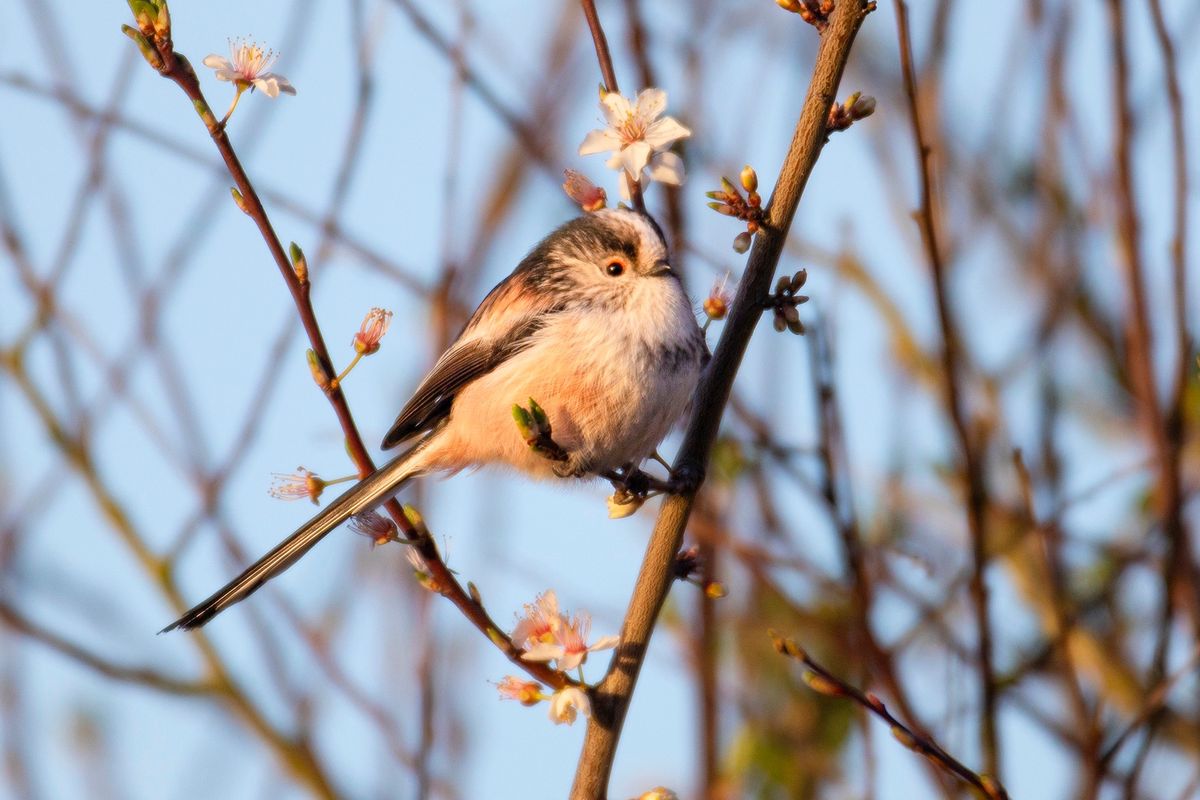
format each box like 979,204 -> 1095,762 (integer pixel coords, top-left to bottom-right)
127,11 -> 573,693
579,0 -> 647,211
771,631 -> 1009,799
893,0 -> 999,776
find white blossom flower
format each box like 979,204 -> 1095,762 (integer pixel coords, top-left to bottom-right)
578,88 -> 690,200
203,38 -> 296,98
521,610 -> 619,672
547,686 -> 591,725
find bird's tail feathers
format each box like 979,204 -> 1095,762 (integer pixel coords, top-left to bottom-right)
161,444 -> 427,632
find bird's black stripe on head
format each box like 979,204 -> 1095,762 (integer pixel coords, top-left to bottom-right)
630,208 -> 668,253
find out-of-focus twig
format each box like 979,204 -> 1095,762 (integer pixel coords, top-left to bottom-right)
771,631 -> 1010,800
893,0 -> 999,776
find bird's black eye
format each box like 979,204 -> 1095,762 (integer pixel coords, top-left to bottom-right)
605,260 -> 625,277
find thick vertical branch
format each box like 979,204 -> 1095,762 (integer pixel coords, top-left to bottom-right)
893,0 -> 999,776
570,3 -> 871,796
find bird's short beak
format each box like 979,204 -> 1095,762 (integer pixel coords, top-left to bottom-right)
647,260 -> 673,277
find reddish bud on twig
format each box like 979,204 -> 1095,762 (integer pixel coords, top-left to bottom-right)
352,307 -> 392,355
562,169 -> 607,212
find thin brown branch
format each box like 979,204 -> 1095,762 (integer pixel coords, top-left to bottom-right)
771,632 -> 1010,800
1097,640 -> 1200,772
0,601 -> 210,696
570,3 -> 872,795
893,0 -> 999,776
579,0 -> 646,211
127,15 -> 573,693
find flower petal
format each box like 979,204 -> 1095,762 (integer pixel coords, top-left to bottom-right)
578,128 -> 621,156
643,116 -> 691,150
556,650 -> 586,672
634,88 -> 667,121
203,54 -> 232,70
618,140 -> 653,176
548,687 -> 590,725
252,73 -> 295,98
600,91 -> 632,127
588,635 -> 620,653
521,643 -> 564,662
646,151 -> 685,186
618,170 -> 635,202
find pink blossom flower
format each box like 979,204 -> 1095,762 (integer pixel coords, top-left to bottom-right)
495,676 -> 545,707
203,38 -> 296,97
353,307 -> 392,355
268,467 -> 325,505
703,272 -> 735,321
522,610 -> 619,672
562,169 -> 607,212
348,511 -> 396,545
512,590 -> 561,649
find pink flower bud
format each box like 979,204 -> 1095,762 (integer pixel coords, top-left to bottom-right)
562,169 -> 607,212
353,307 -> 392,355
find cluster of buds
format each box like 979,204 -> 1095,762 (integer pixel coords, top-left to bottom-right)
562,169 -> 607,212
776,0 -> 834,31
768,269 -> 809,335
707,166 -> 763,254
673,545 -> 728,599
827,92 -> 877,133
122,0 -> 172,71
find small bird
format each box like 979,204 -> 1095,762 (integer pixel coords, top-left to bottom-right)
163,208 -> 708,631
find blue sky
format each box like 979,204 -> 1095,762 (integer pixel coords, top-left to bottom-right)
2,1 -> 1197,798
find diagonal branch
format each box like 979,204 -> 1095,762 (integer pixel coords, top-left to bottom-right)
570,2 -> 873,796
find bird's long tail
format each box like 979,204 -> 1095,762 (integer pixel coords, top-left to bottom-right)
161,444 -> 427,632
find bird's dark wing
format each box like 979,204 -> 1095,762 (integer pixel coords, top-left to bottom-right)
381,279 -> 562,449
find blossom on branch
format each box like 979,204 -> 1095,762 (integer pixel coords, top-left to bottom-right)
268,467 -> 326,504
353,307 -> 392,355
203,38 -> 296,97
512,590 -> 561,648
496,676 -> 545,707
703,272 -> 735,322
522,610 -> 618,672
348,511 -> 397,546
547,687 -> 591,725
578,88 -> 690,200
562,169 -> 607,212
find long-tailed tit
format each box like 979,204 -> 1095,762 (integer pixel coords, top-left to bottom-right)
163,208 -> 708,631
